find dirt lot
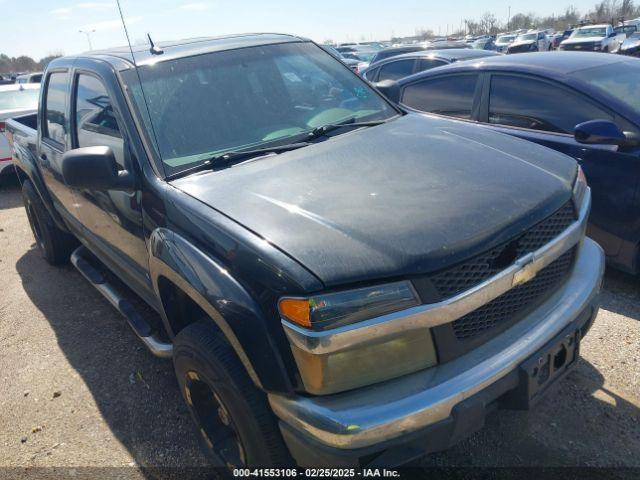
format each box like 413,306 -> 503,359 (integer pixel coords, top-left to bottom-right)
1,177 -> 639,476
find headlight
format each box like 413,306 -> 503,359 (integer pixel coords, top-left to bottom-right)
279,282 -> 438,394
573,165 -> 588,208
279,281 -> 419,331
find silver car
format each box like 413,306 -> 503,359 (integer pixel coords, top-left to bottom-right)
0,84 -> 40,177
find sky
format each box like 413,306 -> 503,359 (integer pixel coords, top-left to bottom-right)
4,0 -> 600,60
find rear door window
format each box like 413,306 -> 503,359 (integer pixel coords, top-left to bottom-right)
400,74 -> 479,119
74,74 -> 125,167
44,72 -> 69,146
378,60 -> 416,81
417,59 -> 448,73
488,74 -> 614,134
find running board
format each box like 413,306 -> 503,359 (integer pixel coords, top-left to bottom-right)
71,246 -> 173,358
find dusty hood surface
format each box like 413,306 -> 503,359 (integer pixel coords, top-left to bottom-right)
172,114 -> 576,288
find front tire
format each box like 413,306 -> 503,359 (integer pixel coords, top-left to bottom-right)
173,322 -> 292,468
22,180 -> 77,265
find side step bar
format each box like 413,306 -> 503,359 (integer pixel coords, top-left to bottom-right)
71,246 -> 173,358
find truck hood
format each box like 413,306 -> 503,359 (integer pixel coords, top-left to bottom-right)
562,36 -> 605,45
171,114 -> 576,288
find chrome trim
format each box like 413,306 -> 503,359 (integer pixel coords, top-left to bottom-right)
282,189 -> 591,355
71,248 -> 173,359
269,238 -> 604,449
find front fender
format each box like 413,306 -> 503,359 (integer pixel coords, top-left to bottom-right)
149,228 -> 293,392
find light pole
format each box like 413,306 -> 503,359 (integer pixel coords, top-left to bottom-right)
79,29 -> 96,50
507,6 -> 511,31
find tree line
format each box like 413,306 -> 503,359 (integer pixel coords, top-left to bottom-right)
463,0 -> 640,36
0,53 -> 62,75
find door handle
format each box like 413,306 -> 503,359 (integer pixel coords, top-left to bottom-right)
39,153 -> 50,165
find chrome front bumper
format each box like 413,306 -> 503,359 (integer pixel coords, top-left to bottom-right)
269,236 -> 604,451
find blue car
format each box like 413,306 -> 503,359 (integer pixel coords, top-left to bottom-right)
377,52 -> 640,272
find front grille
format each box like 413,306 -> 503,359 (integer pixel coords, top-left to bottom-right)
430,202 -> 575,299
452,248 -> 576,339
561,42 -> 597,51
508,43 -> 535,53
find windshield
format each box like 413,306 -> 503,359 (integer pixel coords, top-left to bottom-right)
573,61 -> 640,112
0,88 -> 40,111
615,25 -> 637,35
124,42 -> 396,175
517,33 -> 537,41
572,27 -> 607,38
496,35 -> 515,43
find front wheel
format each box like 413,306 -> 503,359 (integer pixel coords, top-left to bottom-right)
173,322 -> 292,468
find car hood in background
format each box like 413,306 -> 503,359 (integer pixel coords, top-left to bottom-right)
509,40 -> 536,48
172,114 -> 576,288
562,36 -> 605,45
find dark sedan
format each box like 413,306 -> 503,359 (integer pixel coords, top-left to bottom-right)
375,52 -> 640,273
362,49 -> 500,82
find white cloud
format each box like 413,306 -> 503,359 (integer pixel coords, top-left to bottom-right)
51,7 -> 73,15
80,16 -> 142,32
179,2 -> 213,11
77,2 -> 114,9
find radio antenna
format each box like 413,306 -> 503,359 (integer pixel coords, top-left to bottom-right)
114,0 -> 165,175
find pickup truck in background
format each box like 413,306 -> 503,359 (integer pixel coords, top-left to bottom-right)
559,24 -> 622,52
6,34 -> 604,467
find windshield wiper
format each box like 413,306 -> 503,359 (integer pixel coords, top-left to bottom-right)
306,117 -> 388,141
166,142 -> 310,180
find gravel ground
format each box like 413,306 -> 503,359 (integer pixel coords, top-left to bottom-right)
1,177 -> 639,476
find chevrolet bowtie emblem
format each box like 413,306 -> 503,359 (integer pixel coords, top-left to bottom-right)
512,253 -> 537,287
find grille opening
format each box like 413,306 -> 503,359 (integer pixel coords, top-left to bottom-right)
452,248 -> 576,340
430,202 -> 576,300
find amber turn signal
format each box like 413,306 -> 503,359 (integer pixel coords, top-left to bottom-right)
278,298 -> 311,328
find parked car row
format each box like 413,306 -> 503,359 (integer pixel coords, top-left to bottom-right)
362,49 -> 499,82
4,34 -> 604,468
0,71 -> 43,85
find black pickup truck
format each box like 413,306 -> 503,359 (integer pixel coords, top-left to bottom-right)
6,34 -> 604,467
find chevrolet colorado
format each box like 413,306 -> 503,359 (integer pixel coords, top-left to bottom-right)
5,33 -> 604,467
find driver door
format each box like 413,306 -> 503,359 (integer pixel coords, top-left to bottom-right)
70,71 -> 149,294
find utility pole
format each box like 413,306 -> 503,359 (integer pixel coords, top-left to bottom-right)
79,29 -> 96,50
507,6 -> 511,31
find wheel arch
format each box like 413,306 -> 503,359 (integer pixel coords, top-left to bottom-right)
149,227 -> 295,393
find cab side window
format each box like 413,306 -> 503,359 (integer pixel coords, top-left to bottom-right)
44,72 -> 69,146
75,74 -> 125,167
417,59 -> 447,73
488,75 -> 614,134
400,74 -> 479,119
378,60 -> 415,81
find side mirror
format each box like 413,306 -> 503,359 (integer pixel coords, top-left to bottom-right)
574,120 -> 628,146
372,79 -> 401,104
61,146 -> 133,190
608,32 -> 617,38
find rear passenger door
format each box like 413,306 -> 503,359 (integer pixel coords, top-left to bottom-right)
38,69 -> 83,226
70,71 -> 149,290
482,73 -> 640,260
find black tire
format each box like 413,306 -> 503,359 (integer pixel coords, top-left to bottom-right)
22,180 -> 77,265
173,322 -> 292,468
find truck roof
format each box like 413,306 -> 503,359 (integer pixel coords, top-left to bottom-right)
68,33 -> 307,67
